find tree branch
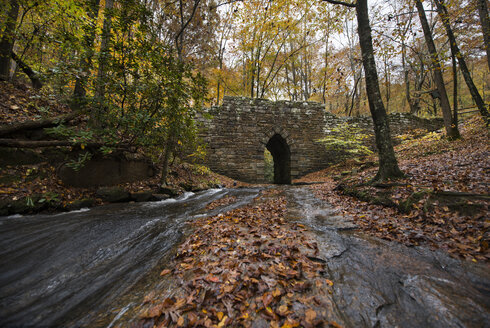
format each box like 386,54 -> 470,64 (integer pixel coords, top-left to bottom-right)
210,0 -> 243,10
0,111 -> 81,136
0,139 -> 129,149
322,0 -> 356,8
11,51 -> 42,89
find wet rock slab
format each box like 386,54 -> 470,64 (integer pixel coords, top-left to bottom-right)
285,186 -> 490,328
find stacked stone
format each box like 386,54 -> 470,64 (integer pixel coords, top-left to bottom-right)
197,97 -> 443,183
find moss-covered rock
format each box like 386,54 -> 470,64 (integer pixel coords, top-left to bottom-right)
67,198 -> 95,210
399,191 -> 428,214
96,187 -> 131,203
131,191 -> 156,202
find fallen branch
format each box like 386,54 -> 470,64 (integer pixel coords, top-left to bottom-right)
434,191 -> 490,200
0,111 -> 80,136
11,52 -> 42,89
0,138 -> 129,150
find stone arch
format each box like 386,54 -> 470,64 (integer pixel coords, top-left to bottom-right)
265,134 -> 291,184
197,97 -> 443,183
260,127 -> 293,146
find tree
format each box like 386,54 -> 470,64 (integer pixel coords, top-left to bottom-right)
476,0 -> 490,70
95,0 -> 114,102
433,0 -> 489,123
414,0 -> 460,139
72,0 -> 101,110
323,0 -> 404,181
0,0 -> 19,81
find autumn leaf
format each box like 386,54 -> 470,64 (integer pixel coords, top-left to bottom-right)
282,317 -> 300,328
305,308 -> 317,324
278,304 -> 288,316
160,269 -> 172,276
272,288 -> 282,297
262,292 -> 273,308
206,274 -> 221,283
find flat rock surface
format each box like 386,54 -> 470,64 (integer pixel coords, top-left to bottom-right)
285,186 -> 490,328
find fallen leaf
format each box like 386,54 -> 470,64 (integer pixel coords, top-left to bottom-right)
160,269 -> 172,276
305,308 -> 316,324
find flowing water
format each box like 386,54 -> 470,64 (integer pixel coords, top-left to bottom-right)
0,188 -> 260,327
1,186 -> 489,328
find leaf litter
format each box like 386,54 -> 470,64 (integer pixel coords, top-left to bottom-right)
305,116 -> 489,262
131,189 -> 341,328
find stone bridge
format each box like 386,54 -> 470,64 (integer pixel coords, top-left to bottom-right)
197,96 -> 442,184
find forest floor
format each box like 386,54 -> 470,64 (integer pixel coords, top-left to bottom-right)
0,81 -> 245,215
296,115 -> 489,263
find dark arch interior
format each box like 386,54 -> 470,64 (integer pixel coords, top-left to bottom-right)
266,134 -> 291,184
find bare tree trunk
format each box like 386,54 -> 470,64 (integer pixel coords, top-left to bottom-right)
476,0 -> 490,71
0,0 -> 19,81
160,134 -> 175,185
91,0 -> 114,128
73,0 -> 101,110
451,51 -> 459,128
355,0 -> 404,181
401,42 -> 415,113
415,0 -> 460,139
434,0 -> 489,123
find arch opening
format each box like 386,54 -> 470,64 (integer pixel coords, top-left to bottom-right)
266,134 -> 291,184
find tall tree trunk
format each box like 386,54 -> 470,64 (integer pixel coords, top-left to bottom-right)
415,0 -> 460,139
92,0 -> 114,127
73,0 -> 101,110
451,50 -> 459,128
95,0 -> 114,101
401,41 -> 416,114
476,0 -> 490,71
0,0 -> 19,81
355,0 -> 404,181
434,0 -> 489,123
160,134 -> 175,185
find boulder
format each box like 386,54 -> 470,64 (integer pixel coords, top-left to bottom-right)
67,198 -> 95,210
96,187 -> 131,203
152,193 -> 171,201
131,191 -> 156,202
58,158 -> 155,187
157,186 -> 179,197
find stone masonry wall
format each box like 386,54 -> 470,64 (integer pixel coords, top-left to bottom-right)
197,96 -> 442,183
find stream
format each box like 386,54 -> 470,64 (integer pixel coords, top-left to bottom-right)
0,188 -> 260,327
0,186 -> 489,327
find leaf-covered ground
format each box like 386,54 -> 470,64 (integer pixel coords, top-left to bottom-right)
0,161 -> 241,214
131,189 -> 340,328
299,116 -> 489,262
0,81 -> 249,214
0,81 -> 71,124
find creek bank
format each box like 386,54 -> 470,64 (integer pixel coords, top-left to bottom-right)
0,181 -> 225,216
300,116 -> 489,262
0,147 -> 242,216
